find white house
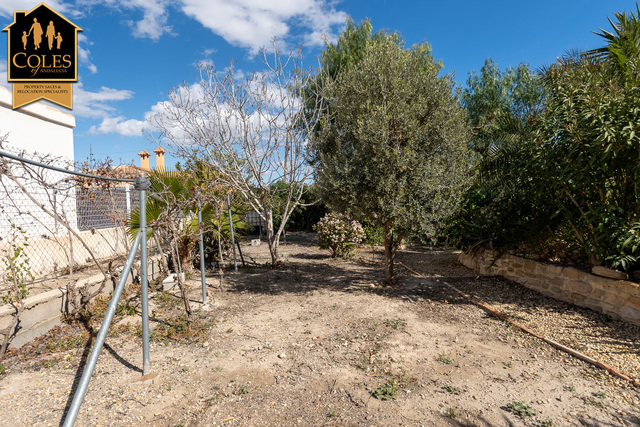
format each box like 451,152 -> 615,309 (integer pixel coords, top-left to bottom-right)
0,84 -> 77,239
0,86 -> 93,279
0,85 -> 75,160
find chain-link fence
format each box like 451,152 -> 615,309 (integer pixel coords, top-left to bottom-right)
76,185 -> 139,231
0,151 -> 142,298
0,148 -> 192,424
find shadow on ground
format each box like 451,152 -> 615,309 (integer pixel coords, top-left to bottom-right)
224,232 -> 640,378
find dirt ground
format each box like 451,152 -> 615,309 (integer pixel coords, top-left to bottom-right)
0,232 -> 639,426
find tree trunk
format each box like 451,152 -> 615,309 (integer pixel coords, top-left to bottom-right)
168,223 -> 192,320
266,209 -> 280,265
217,214 -> 224,270
154,233 -> 169,276
383,219 -> 395,285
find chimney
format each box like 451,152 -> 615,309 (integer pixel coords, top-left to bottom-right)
154,146 -> 166,171
138,150 -> 150,170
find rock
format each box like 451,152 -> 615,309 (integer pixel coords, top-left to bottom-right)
278,353 -> 287,359
591,266 -> 628,280
162,273 -> 185,291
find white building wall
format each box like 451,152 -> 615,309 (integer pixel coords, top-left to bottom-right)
0,85 -> 75,159
0,85 -> 80,278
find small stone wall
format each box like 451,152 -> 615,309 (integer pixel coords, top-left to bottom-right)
458,248 -> 640,326
0,254 -> 165,348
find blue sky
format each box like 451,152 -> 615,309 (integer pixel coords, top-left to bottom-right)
1,0 -> 637,168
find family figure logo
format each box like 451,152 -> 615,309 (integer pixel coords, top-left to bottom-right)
3,2 -> 82,109
24,18 -> 63,50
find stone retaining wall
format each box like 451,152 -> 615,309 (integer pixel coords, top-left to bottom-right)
0,255 -> 165,348
458,248 -> 640,326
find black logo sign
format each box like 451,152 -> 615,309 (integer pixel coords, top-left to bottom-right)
3,3 -> 81,82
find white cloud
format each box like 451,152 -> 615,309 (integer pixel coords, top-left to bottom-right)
92,0 -> 172,41
87,61 -> 306,140
87,96 -> 169,137
125,0 -> 172,40
76,0 -> 346,52
88,116 -> 146,136
180,0 -> 347,52
77,34 -> 97,74
300,2 -> 348,46
203,48 -> 217,56
0,0 -> 71,18
0,61 -> 8,90
73,83 -> 135,118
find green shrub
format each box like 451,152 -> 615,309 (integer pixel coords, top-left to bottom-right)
314,213 -> 366,258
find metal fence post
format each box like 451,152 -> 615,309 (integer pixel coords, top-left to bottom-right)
198,204 -> 207,305
135,174 -> 151,376
62,232 -> 143,427
125,184 -> 131,216
227,192 -> 238,272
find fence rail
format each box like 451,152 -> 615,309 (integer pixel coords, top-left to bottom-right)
0,149 -> 151,426
0,148 -> 211,426
0,185 -> 139,288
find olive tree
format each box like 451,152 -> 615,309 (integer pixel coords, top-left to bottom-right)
310,30 -> 473,284
148,46 -> 322,265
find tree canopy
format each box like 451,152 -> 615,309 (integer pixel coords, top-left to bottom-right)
148,46 -> 321,265
310,25 -> 472,283
453,5 -> 640,271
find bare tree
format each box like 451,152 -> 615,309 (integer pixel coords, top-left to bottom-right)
147,44 -> 322,265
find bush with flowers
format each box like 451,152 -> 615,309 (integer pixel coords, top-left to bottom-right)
314,212 -> 366,258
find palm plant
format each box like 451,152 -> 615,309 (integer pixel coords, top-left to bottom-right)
584,4 -> 640,80
127,168 -> 247,271
127,170 -> 198,266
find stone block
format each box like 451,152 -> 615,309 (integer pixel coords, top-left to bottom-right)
521,278 -> 541,291
539,262 -> 563,277
581,298 -> 602,312
547,277 -> 566,289
522,258 -> 538,272
547,285 -> 563,295
514,276 -> 527,285
601,291 -> 622,305
598,301 -> 618,314
456,254 -> 471,269
566,281 -> 592,295
624,296 -> 640,309
602,280 -> 637,295
512,268 -> 525,278
620,306 -> 640,321
569,292 -> 587,302
592,265 -> 628,280
588,274 -> 615,290
561,267 -> 586,281
536,280 -> 550,290
591,288 -> 606,300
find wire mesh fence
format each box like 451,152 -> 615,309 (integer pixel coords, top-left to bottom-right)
0,148 -> 180,424
0,150 -> 143,299
76,185 -> 139,231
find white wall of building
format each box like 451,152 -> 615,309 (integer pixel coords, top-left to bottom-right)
0,85 -> 82,281
0,85 -> 75,159
0,85 -> 77,236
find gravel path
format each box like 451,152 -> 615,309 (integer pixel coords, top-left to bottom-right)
0,232 -> 638,426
